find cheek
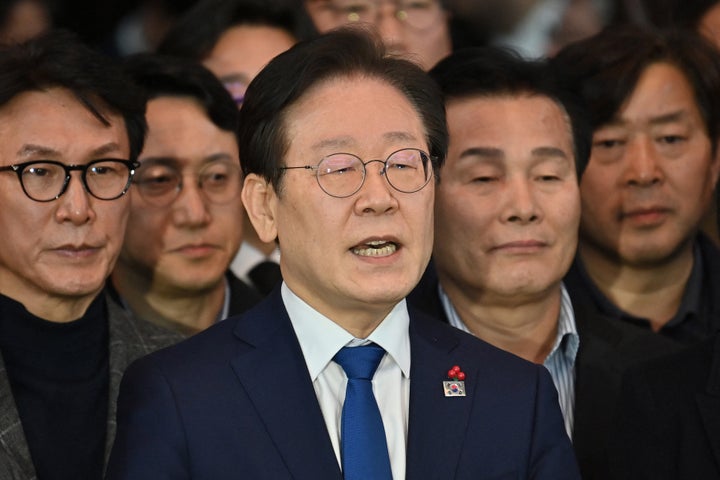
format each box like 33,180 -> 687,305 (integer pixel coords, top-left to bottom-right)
558,188 -> 582,228
436,189 -> 490,236
580,172 -> 614,213
124,209 -> 166,248
100,196 -> 129,222
127,206 -> 161,231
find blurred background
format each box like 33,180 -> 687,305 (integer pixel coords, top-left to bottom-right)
2,0 -> 711,59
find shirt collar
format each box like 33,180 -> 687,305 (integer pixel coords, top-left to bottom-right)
574,242 -> 703,327
281,282 -> 411,381
439,282 -> 579,365
548,283 -> 579,363
230,242 -> 281,284
217,277 -> 231,323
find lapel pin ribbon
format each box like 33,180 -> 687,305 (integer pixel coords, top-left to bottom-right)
443,365 -> 466,397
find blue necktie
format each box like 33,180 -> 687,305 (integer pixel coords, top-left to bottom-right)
333,344 -> 393,480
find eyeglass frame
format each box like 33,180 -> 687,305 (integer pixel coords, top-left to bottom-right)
131,160 -> 244,207
277,147 -> 435,198
0,158 -> 140,203
328,0 -> 443,31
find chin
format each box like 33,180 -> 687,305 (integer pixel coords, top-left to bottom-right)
49,281 -> 105,299
361,282 -> 413,306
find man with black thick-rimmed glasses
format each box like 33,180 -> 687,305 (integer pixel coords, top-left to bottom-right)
0,30 -> 182,479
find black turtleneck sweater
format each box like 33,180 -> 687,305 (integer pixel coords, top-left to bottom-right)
0,293 -> 109,480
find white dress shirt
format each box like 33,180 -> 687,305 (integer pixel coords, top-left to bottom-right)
281,283 -> 410,479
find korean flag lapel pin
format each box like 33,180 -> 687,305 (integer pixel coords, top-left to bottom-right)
443,365 -> 466,397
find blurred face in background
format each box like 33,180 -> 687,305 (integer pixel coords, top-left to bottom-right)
579,62 -> 719,267
699,3 -> 720,48
304,0 -> 452,70
119,96 -> 243,294
0,0 -> 51,45
202,24 -> 296,106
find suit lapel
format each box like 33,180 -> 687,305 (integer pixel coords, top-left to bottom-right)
105,295 -> 133,465
104,292 -> 184,468
406,310 -> 474,480
697,334 -> 720,471
0,353 -> 36,478
229,292 -> 342,479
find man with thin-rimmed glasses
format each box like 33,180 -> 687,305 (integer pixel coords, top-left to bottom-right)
107,29 -> 578,480
110,54 -> 261,336
0,30 -> 182,479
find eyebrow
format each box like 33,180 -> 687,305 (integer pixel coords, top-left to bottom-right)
139,153 -> 238,168
605,110 -> 689,128
16,144 -> 59,158
16,142 -> 124,159
648,110 -> 688,126
91,142 -> 124,158
383,131 -> 419,143
459,147 -> 503,160
457,146 -> 570,165
531,146 -> 569,159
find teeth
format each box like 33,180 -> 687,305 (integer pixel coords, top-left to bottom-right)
352,242 -> 397,257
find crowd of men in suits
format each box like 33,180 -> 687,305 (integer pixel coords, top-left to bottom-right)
0,0 -> 719,479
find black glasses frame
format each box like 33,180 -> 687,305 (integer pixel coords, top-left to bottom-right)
278,147 -> 434,198
0,159 -> 140,202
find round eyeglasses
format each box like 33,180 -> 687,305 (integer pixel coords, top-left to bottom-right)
0,159 -> 139,202
331,0 -> 441,31
132,160 -> 242,207
279,147 -> 433,198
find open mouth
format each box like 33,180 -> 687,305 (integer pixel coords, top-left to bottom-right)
351,240 -> 398,257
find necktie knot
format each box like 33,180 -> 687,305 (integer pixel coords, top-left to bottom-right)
333,344 -> 385,380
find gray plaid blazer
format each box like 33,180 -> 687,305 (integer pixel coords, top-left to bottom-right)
0,292 -> 183,479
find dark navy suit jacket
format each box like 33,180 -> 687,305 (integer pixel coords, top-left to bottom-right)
106,288 -> 580,479
408,261 -> 678,480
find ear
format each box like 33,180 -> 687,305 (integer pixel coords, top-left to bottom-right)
241,174 -> 279,244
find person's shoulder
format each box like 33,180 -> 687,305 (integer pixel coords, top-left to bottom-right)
698,232 -> 720,278
625,332 -> 717,392
106,292 -> 185,352
119,312 -> 244,391
409,306 -> 545,376
576,303 -> 678,358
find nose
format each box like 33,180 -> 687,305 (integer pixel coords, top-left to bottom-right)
55,172 -> 95,225
502,177 -> 540,224
623,136 -> 663,187
375,3 -> 406,54
353,160 -> 398,215
172,178 -> 211,227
